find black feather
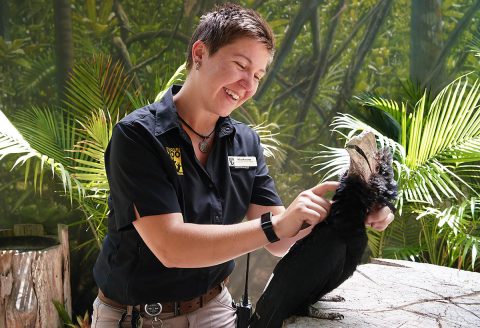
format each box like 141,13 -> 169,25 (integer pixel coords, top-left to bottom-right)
249,148 -> 397,327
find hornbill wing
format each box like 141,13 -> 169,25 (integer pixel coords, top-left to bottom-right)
251,227 -> 347,327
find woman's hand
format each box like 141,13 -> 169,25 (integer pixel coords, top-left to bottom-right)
365,206 -> 394,231
273,182 -> 339,239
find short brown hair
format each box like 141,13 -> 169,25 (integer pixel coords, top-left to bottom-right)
186,3 -> 275,70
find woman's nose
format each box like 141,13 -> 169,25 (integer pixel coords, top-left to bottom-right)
239,73 -> 256,92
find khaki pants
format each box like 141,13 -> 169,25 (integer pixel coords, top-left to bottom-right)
91,285 -> 237,328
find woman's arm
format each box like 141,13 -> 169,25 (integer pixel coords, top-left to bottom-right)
133,182 -> 338,268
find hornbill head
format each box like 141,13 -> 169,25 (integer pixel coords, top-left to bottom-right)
345,131 -> 378,182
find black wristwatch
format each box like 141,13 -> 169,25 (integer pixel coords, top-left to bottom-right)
261,212 -> 280,243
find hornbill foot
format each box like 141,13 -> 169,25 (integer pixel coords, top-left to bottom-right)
308,306 -> 344,320
319,295 -> 345,302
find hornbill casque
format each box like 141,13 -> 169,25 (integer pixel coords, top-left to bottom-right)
249,131 -> 398,327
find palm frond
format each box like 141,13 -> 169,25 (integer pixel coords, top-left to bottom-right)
235,102 -> 298,142
52,300 -> 74,326
251,122 -> 286,161
0,110 -> 83,198
0,110 -> 35,159
398,159 -> 470,204
154,62 -> 186,102
418,199 -> 480,270
330,114 -> 405,157
15,106 -> 73,167
354,93 -> 405,126
17,54 -> 55,94
468,29 -> 480,59
453,164 -> 480,181
69,109 -> 117,247
367,213 -> 423,259
399,79 -> 430,110
311,146 -> 349,182
320,76 -> 480,204
315,62 -> 344,106
409,76 -> 480,167
79,196 -> 109,249
126,90 -> 151,110
438,136 -> 480,164
64,54 -> 132,124
71,109 -> 113,190
382,245 -> 424,262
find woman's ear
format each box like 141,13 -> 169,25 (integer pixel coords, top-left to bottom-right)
191,40 -> 208,64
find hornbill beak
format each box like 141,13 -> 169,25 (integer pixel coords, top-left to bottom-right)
345,131 -> 378,182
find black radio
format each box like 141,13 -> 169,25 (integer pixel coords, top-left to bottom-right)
235,253 -> 252,328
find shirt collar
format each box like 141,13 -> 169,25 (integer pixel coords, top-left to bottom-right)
154,85 -> 236,138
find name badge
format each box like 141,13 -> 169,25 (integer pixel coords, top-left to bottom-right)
228,156 -> 257,168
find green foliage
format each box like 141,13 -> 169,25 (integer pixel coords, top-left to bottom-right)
0,109 -> 82,198
0,37 -> 31,68
17,54 -> 56,95
154,62 -> 187,102
2,0 -> 480,317
53,300 -> 90,328
312,76 -> 480,271
418,198 -> 480,270
233,102 -> 289,166
1,58 -> 286,251
1,55 -> 134,249
65,54 -> 133,120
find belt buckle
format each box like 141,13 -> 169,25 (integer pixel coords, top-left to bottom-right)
144,303 -> 162,316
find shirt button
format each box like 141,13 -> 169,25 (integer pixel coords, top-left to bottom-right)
214,215 -> 221,223
222,126 -> 232,134
208,183 -> 214,189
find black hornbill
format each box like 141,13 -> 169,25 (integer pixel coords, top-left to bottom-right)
249,132 -> 398,327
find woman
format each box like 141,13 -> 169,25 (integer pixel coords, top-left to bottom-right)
91,3 -> 394,327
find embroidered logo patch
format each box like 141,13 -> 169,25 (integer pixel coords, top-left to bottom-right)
166,147 -> 183,175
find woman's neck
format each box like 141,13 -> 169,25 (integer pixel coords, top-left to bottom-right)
173,80 -> 219,134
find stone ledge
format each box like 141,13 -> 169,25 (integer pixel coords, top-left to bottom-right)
284,259 -> 480,328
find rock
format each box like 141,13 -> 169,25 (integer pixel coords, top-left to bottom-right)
284,259 -> 480,328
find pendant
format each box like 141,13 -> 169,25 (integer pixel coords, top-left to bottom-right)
199,139 -> 209,153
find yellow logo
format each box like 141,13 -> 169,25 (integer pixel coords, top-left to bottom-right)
166,147 -> 183,175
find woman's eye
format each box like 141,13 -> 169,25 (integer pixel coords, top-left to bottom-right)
236,62 -> 246,70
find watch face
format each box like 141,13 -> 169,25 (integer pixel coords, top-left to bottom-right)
144,303 -> 162,316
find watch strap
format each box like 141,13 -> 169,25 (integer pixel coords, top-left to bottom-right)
261,212 -> 280,243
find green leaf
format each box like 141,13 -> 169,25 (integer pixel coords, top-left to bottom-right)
154,62 -> 186,102
52,300 -> 74,326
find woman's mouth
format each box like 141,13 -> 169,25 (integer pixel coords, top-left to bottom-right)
224,87 -> 240,101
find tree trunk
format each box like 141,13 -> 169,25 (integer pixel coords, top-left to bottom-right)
409,0 -> 443,87
112,36 -> 143,90
0,224 -> 71,328
335,0 -> 392,114
424,0 -> 480,91
0,0 -> 8,40
113,0 -> 130,42
54,0 -> 74,103
255,0 -> 325,100
291,0 -> 345,146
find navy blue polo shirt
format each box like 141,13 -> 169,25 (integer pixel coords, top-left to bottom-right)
93,85 -> 283,305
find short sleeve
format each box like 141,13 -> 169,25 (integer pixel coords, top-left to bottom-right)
249,134 -> 283,206
106,123 -> 181,230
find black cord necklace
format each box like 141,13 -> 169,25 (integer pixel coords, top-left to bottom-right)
178,114 -> 216,153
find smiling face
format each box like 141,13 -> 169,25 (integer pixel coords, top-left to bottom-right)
191,37 -> 271,117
